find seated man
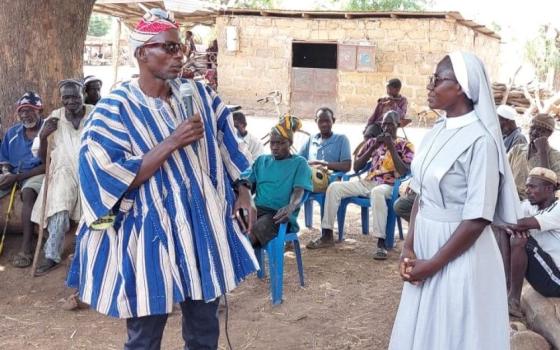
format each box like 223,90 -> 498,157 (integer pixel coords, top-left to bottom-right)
0,92 -> 45,268
299,107 -> 351,174
509,113 -> 560,200
307,111 -> 414,260
366,78 -> 408,130
241,117 -> 312,247
31,79 -> 94,275
499,167 -> 560,317
83,75 -> 102,105
393,187 -> 416,223
497,104 -> 526,152
232,111 -> 264,163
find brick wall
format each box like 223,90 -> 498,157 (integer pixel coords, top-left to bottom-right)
216,15 -> 500,122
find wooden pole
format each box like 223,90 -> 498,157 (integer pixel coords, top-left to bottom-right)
30,142 -> 52,277
111,17 -> 121,88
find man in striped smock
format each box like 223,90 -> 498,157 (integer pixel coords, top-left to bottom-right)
67,9 -> 258,350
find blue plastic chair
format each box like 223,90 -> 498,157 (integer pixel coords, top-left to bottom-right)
255,192 -> 309,305
304,171 -> 346,228
336,174 -> 410,249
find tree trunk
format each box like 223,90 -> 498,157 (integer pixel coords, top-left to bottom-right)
0,0 -> 95,135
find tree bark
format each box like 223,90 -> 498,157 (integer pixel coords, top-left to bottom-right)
0,0 -> 95,135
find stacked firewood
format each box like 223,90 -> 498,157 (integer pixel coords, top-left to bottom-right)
492,83 -> 555,116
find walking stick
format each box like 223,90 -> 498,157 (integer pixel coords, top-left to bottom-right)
30,141 -> 52,277
0,182 -> 19,256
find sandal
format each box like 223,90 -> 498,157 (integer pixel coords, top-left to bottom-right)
10,252 -> 33,268
35,258 -> 60,277
373,247 -> 388,260
61,293 -> 89,311
306,237 -> 335,250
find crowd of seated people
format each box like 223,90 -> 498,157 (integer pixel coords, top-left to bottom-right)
4,72 -> 559,319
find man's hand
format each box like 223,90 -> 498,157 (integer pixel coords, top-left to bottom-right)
273,204 -> 295,224
533,136 -> 549,154
377,133 -> 393,147
233,186 -> 256,233
308,160 -> 327,167
169,114 -> 205,149
40,118 -> 59,139
0,173 -> 18,190
502,224 -> 530,239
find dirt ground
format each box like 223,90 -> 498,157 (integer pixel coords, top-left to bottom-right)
0,208 -> 405,350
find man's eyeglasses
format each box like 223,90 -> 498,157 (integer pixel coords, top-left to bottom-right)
428,74 -> 457,88
141,41 -> 186,55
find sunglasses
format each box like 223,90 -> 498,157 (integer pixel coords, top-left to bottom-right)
141,41 -> 186,55
428,74 -> 457,88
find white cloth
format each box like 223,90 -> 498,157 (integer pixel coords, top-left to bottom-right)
389,114 -> 510,350
237,132 -> 264,163
31,106 -> 93,227
496,104 -> 518,121
522,200 -> 560,266
321,180 -> 392,238
448,51 -> 521,225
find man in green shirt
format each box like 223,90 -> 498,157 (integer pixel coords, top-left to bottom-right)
242,117 -> 313,246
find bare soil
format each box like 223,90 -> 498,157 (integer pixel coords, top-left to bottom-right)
0,209 -> 405,350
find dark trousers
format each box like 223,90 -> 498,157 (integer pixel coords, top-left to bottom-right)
124,298 -> 220,350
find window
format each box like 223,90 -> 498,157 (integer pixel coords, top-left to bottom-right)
292,42 -> 337,69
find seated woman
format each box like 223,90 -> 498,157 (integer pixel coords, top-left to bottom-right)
242,117 -> 313,247
298,107 -> 351,174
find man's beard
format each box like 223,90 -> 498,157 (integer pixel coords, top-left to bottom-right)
23,120 -> 38,129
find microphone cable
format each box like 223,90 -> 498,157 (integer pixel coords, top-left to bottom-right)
223,294 -> 234,350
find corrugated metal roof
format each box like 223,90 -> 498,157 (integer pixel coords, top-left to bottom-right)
93,0 -> 218,27
219,8 -> 500,40
92,2 -> 500,40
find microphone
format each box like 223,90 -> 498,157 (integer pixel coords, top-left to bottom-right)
179,81 -> 200,154
180,82 -> 195,118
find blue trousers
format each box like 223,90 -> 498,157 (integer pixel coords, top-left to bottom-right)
124,298 -> 220,350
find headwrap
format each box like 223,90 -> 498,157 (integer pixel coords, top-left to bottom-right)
448,51 -> 522,224
83,75 -> 102,87
58,79 -> 84,90
529,167 -> 558,186
16,91 -> 43,112
129,8 -> 179,56
271,115 -> 303,142
531,114 -> 556,132
496,105 -> 518,121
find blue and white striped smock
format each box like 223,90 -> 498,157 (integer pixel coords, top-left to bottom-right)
67,78 -> 259,318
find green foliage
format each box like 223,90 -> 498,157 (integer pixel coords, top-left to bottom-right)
345,0 -> 426,11
87,14 -> 111,37
524,25 -> 560,82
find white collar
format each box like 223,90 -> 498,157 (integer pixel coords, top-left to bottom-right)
445,110 -> 478,129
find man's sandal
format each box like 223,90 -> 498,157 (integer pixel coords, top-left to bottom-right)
373,247 -> 388,260
306,237 -> 335,250
10,252 -> 33,268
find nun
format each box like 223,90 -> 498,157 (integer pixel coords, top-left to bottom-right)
389,52 -> 521,350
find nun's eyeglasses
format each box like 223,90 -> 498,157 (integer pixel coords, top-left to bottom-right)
428,75 -> 457,88
141,41 -> 186,55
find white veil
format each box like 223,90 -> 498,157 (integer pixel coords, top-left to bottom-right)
448,51 -> 521,225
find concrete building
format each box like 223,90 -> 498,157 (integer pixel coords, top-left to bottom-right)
215,9 -> 501,121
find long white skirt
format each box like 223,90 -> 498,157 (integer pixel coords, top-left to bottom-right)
389,211 -> 510,350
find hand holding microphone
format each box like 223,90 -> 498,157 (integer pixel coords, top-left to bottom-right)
169,81 -> 204,150
169,115 -> 204,149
